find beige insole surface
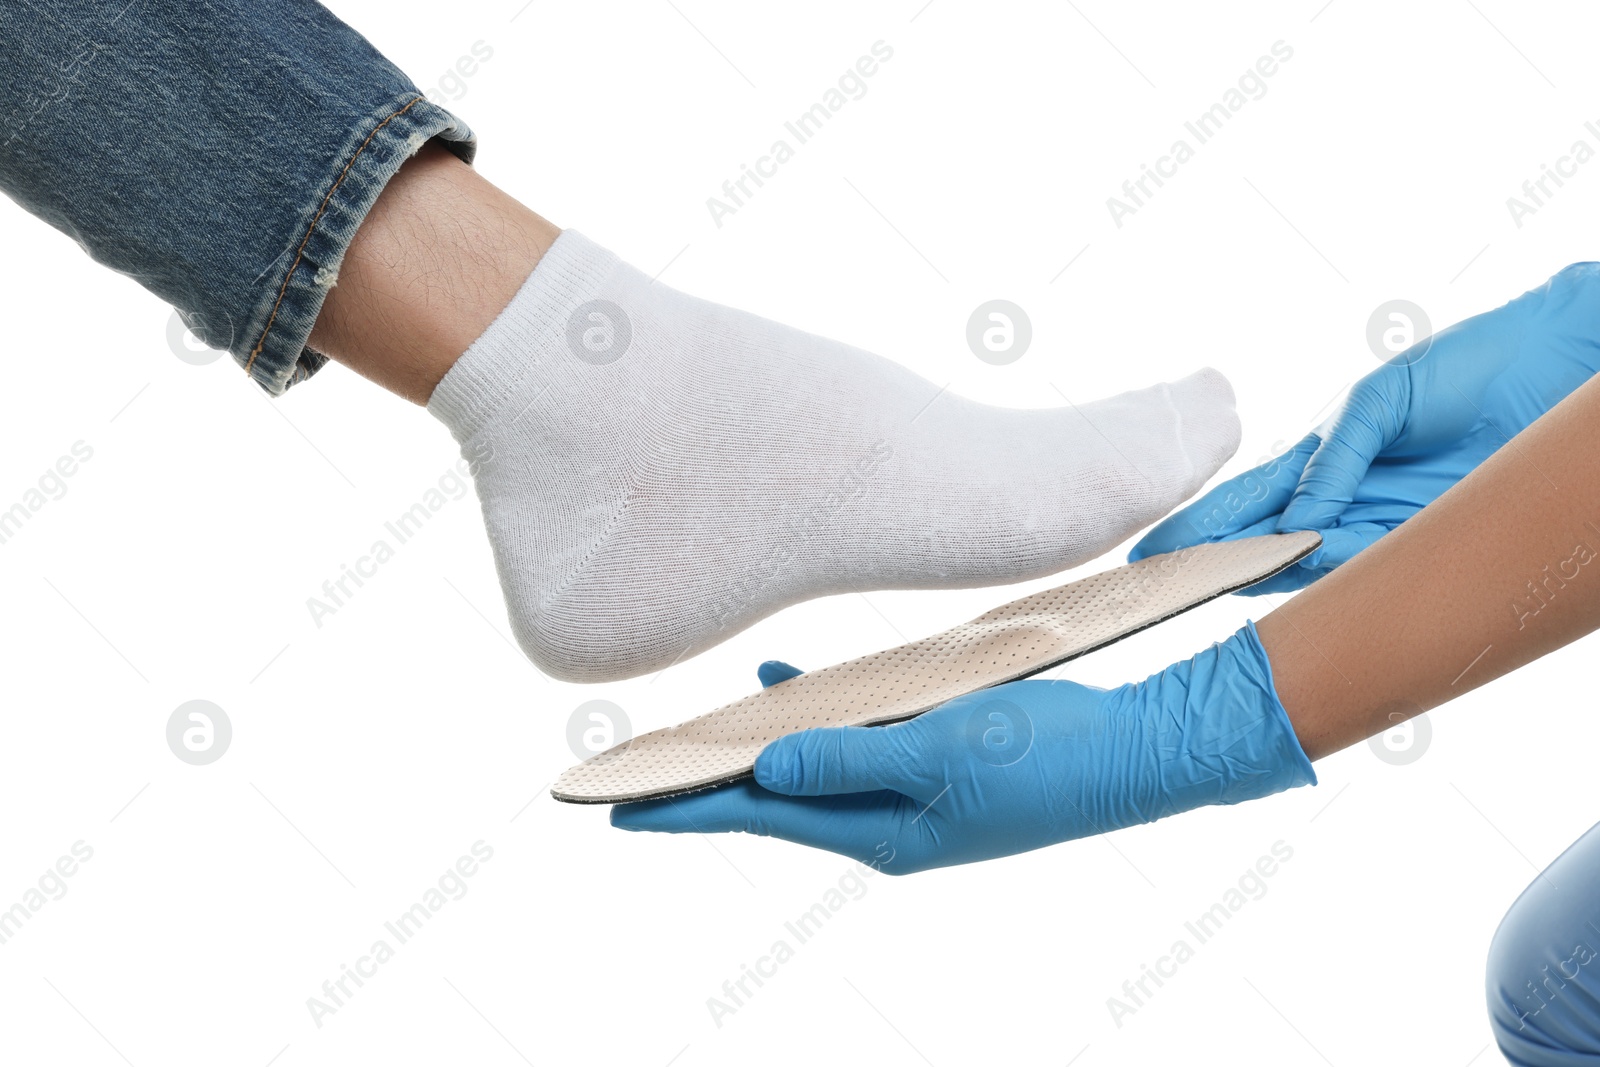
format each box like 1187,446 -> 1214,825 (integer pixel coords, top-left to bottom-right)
552,531 -> 1321,804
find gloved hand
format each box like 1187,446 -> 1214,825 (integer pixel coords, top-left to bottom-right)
1131,263 -> 1600,594
610,624 -> 1316,874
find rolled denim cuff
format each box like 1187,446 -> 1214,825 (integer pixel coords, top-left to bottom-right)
241,96 -> 475,396
0,1 -> 480,398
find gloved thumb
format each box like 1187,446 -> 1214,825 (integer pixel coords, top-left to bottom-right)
756,723 -> 926,797
757,659 -> 804,688
1278,371 -> 1408,535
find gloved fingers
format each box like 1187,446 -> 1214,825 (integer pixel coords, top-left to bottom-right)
1229,529 -> 1357,594
1222,516 -> 1384,595
757,659 -> 804,688
611,780 -> 911,865
1220,514 -> 1288,542
1278,374 -> 1407,533
1231,563 -> 1330,597
754,722 -> 933,799
1130,433 -> 1319,559
1300,521 -> 1394,571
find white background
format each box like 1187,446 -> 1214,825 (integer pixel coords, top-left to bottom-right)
2,1 -> 1598,1064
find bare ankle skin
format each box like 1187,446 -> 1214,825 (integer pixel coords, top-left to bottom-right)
309,141 -> 561,404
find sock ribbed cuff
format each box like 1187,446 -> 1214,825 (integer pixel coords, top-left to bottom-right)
426,228 -> 620,442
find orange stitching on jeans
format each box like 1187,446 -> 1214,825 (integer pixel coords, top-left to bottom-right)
243,96 -> 426,380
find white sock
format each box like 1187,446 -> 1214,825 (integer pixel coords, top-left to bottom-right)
428,231 -> 1240,682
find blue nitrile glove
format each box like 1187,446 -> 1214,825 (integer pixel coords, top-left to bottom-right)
610,624 -> 1315,874
1132,263 -> 1600,594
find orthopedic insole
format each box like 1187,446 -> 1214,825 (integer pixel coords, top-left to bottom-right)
551,531 -> 1321,804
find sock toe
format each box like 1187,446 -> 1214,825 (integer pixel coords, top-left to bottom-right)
1164,367 -> 1242,492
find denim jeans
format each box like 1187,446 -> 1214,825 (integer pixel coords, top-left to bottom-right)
1487,820 -> 1600,1064
0,0 -> 475,395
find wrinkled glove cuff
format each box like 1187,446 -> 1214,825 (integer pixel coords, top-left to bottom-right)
1153,620 -> 1317,813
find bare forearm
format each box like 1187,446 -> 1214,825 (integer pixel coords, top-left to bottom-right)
1259,372 -> 1600,759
